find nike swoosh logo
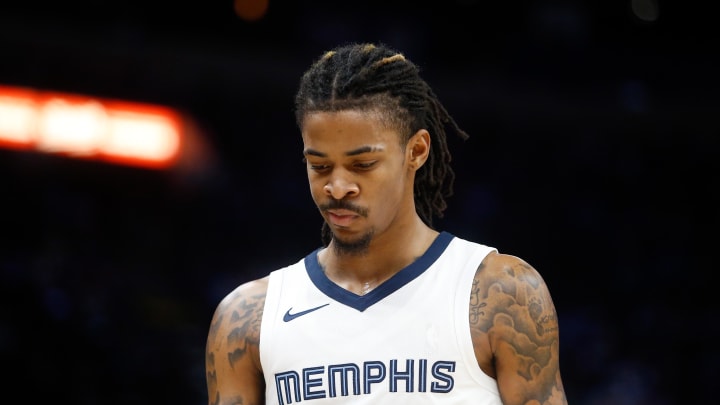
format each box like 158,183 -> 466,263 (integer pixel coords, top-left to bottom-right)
283,303 -> 330,322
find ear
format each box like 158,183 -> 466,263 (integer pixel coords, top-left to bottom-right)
407,129 -> 431,170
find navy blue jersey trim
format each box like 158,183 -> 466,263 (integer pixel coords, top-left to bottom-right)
304,231 -> 455,312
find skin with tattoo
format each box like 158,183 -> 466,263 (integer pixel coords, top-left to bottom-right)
206,278 -> 267,405
470,253 -> 566,405
205,42 -> 568,405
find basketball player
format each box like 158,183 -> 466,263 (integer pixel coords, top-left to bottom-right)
205,42 -> 568,405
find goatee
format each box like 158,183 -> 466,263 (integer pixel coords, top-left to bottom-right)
331,230 -> 374,256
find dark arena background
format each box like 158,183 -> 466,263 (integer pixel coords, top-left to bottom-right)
0,1 -> 717,404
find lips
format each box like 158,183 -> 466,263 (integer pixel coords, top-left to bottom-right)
327,210 -> 359,227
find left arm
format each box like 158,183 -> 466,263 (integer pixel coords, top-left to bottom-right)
469,251 -> 568,405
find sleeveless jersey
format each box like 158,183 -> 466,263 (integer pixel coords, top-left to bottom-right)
260,232 -> 501,404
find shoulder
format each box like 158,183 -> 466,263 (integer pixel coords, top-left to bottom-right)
470,252 -> 561,363
469,251 -> 558,357
218,276 -> 270,310
213,276 -> 269,322
475,251 -> 547,290
471,251 -> 557,326
207,276 -> 269,351
469,251 -> 551,332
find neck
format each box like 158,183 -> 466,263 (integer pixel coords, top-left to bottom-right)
320,221 -> 438,295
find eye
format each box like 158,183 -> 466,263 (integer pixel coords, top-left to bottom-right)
305,159 -> 330,172
310,164 -> 330,171
354,161 -> 377,170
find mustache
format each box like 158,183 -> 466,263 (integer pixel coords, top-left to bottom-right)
319,200 -> 369,217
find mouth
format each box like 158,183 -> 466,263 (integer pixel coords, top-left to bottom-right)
326,209 -> 360,227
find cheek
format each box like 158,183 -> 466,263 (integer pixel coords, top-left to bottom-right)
372,176 -> 405,207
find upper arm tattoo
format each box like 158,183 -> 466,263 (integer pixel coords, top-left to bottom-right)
226,296 -> 263,369
470,259 -> 566,405
205,288 -> 266,405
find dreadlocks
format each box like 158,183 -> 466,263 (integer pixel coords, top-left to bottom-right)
294,42 -> 469,246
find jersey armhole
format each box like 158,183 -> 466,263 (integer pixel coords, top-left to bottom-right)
453,242 -> 501,395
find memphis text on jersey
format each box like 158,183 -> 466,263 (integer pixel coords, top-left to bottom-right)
273,358 -> 456,404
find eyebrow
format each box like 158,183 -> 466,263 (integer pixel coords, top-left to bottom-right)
303,145 -> 385,157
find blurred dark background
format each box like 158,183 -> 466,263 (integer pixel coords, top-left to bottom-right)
0,1 -> 717,404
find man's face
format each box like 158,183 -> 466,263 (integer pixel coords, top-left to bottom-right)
301,110 -> 414,249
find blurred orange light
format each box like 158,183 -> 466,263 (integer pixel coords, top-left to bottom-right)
36,97 -> 108,155
0,86 -> 38,147
234,0 -> 269,22
0,85 -> 182,169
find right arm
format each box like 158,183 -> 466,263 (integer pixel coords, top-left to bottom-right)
205,277 -> 268,405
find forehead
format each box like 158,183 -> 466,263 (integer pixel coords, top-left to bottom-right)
301,110 -> 402,153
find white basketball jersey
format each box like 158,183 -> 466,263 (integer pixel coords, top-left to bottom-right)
260,232 -> 501,404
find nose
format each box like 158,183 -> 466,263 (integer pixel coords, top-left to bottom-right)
323,177 -> 359,200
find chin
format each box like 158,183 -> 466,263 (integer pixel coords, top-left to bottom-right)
331,229 -> 374,256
